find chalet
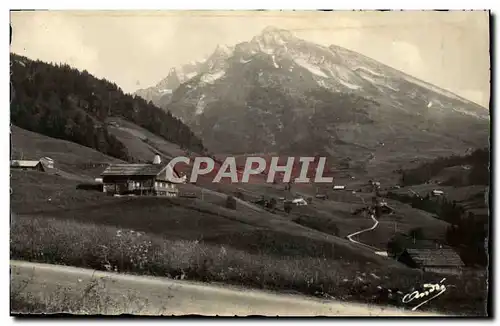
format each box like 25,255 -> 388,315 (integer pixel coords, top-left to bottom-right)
375,251 -> 388,257
11,160 -> 45,172
100,155 -> 182,197
333,185 -> 346,190
431,190 -> 444,197
397,248 -> 464,275
292,198 -> 308,206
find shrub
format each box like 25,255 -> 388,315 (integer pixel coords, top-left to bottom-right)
225,196 -> 237,210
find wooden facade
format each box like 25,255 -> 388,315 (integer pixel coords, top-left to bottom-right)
397,248 -> 464,275
10,160 -> 45,172
101,163 -> 181,197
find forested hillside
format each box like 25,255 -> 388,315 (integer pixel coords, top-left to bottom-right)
399,148 -> 490,186
10,53 -> 205,161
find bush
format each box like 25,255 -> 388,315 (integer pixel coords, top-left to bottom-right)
266,198 -> 277,210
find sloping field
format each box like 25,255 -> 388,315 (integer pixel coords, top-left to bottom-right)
11,125 -> 123,180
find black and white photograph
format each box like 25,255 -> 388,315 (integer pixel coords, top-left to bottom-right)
8,9 -> 491,317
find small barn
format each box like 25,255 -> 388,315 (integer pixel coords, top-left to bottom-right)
101,159 -> 182,197
40,157 -> 54,169
431,190 -> 444,197
10,160 -> 45,172
397,248 -> 464,275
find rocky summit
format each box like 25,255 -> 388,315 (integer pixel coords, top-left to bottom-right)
135,27 -> 489,167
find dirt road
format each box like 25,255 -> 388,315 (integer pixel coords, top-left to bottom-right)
10,260 -> 442,316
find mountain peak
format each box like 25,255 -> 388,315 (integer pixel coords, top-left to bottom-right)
213,44 -> 234,57
250,26 -> 295,53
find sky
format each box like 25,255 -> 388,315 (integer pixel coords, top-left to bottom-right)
10,10 -> 490,107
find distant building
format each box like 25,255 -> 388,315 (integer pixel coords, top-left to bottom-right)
40,157 -> 54,169
10,160 -> 45,172
375,251 -> 388,257
333,185 -> 346,190
431,190 -> 444,196
101,157 -> 182,197
291,198 -> 308,206
397,248 -> 464,275
153,153 -> 161,165
315,194 -> 328,200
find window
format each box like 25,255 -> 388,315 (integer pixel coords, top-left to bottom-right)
136,182 -> 140,188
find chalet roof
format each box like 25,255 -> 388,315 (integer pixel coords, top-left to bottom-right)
101,164 -> 181,182
11,160 -> 41,167
406,248 -> 464,267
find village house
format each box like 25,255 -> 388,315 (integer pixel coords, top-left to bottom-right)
10,159 -> 46,172
396,248 -> 465,275
291,198 -> 308,206
100,155 -> 183,197
432,189 -> 444,197
40,157 -> 54,169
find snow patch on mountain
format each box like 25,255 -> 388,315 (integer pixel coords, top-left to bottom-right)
200,71 -> 225,84
355,66 -> 383,77
452,107 -> 488,119
384,84 -> 399,92
317,80 -> 328,89
359,73 -> 377,84
271,55 -> 279,68
196,94 -> 206,115
338,79 -> 361,90
294,58 -> 328,78
159,89 -> 173,94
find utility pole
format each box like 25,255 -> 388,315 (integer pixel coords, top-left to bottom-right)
108,92 -> 111,117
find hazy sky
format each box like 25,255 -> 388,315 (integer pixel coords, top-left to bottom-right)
10,10 -> 490,107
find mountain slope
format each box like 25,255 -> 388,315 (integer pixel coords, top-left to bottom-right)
137,27 -> 489,165
10,54 -> 206,162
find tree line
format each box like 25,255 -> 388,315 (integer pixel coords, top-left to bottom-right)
10,53 -> 206,161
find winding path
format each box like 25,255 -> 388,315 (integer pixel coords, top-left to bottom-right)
346,194 -> 381,252
346,212 -> 380,251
